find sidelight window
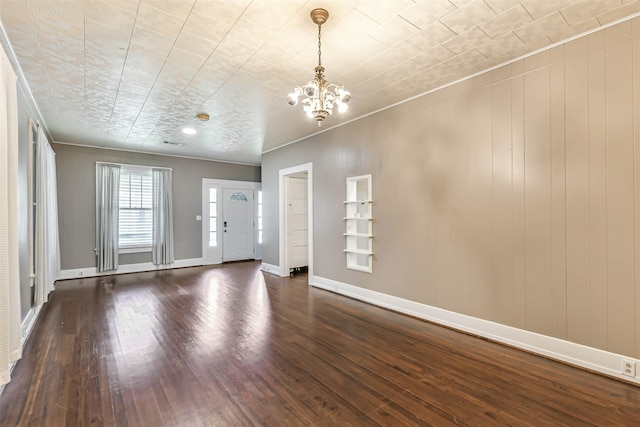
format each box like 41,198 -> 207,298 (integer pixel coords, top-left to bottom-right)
209,188 -> 217,247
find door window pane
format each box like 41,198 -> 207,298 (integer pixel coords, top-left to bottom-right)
209,188 -> 217,247
230,192 -> 248,202
257,190 -> 263,244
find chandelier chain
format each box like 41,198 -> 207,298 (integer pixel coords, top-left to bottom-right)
317,24 -> 322,67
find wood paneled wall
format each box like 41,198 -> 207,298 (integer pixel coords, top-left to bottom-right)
262,18 -> 640,359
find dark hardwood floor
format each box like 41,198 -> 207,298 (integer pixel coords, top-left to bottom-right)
1,261 -> 639,426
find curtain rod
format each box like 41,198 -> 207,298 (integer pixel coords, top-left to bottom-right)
95,161 -> 172,171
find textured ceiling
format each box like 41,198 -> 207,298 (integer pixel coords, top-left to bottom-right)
1,0 -> 640,165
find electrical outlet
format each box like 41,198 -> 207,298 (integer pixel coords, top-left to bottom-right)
622,359 -> 636,377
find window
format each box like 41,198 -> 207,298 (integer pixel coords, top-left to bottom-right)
257,190 -> 263,244
119,166 -> 152,250
209,188 -> 217,247
230,192 -> 248,201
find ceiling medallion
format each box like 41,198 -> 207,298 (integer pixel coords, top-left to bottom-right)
287,8 -> 351,126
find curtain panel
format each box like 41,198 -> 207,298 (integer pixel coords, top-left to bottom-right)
0,44 -> 21,386
96,163 -> 120,272
152,168 -> 174,265
34,127 -> 60,306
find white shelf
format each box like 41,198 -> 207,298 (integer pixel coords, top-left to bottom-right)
346,263 -> 373,273
345,174 -> 373,273
343,249 -> 373,255
343,233 -> 373,237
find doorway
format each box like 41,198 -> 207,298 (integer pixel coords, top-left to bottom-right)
286,173 -> 308,272
279,163 -> 313,279
202,179 -> 260,265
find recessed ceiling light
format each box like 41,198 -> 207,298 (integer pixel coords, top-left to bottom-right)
182,127 -> 196,135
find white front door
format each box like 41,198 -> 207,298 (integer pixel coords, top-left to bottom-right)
222,188 -> 254,261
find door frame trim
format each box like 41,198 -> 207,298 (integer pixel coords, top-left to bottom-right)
201,179 -> 261,265
279,163 -> 313,279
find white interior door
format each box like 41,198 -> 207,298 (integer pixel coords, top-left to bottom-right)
222,188 -> 254,262
286,175 -> 308,269
279,163 -> 313,279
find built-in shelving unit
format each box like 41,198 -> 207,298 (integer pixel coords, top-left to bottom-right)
344,174 -> 372,273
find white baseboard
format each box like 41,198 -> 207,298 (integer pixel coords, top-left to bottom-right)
311,275 -> 640,385
261,262 -> 281,276
57,258 -> 204,281
3,304 -> 44,392
20,305 -> 41,350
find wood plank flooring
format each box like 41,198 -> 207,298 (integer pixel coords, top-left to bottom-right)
1,261 -> 639,426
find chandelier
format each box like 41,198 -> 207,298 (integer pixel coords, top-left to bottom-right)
287,8 -> 351,126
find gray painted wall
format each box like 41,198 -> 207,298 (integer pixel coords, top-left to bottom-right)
262,18 -> 640,359
54,143 -> 260,270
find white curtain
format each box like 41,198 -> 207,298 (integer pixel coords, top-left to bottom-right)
0,43 -> 21,386
34,127 -> 60,306
96,163 -> 120,272
152,168 -> 174,265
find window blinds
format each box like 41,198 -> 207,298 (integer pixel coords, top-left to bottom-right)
119,166 -> 152,249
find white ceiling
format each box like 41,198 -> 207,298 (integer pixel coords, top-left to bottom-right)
1,0 -> 639,165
